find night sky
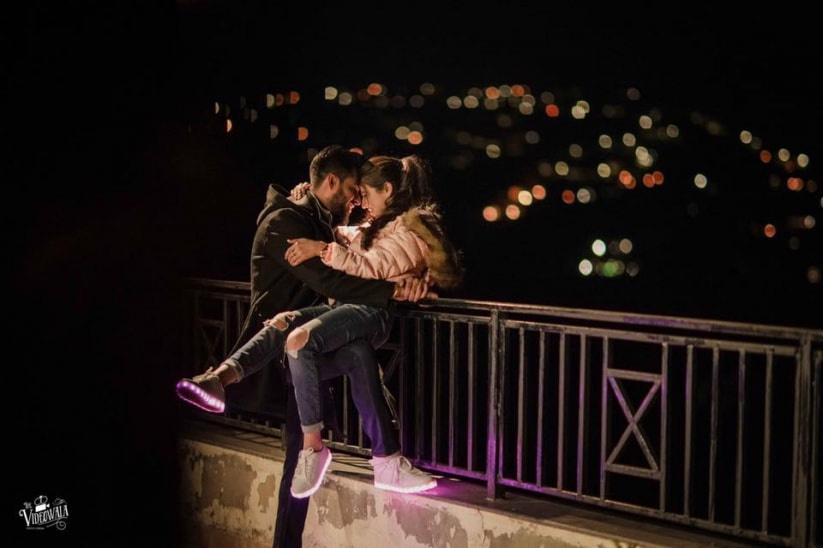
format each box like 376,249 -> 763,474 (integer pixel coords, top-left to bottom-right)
9,2 -> 821,545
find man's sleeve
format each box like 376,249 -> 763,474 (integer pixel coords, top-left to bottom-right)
263,209 -> 395,308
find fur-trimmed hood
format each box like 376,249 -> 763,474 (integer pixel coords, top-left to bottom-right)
401,207 -> 464,290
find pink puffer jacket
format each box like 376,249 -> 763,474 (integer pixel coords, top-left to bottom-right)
322,212 -> 429,283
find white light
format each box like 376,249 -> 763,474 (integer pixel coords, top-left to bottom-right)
518,190 -> 533,206
623,133 -> 637,147
592,239 -> 606,257
579,259 -> 593,276
639,115 -> 653,129
486,144 -> 501,159
778,148 -> 791,162
324,87 -> 338,100
571,105 -> 586,119
694,174 -> 708,189
447,96 -> 462,109
395,126 -> 410,140
555,161 -> 569,176
599,135 -> 613,149
739,130 -> 752,144
338,92 -> 353,106
597,163 -> 611,178
464,96 -> 480,109
798,153 -> 810,168
666,124 -> 680,138
577,188 -> 591,204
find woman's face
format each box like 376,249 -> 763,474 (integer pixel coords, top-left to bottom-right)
359,182 -> 393,219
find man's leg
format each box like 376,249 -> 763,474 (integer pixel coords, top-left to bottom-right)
272,386 -> 310,548
175,305 -> 332,413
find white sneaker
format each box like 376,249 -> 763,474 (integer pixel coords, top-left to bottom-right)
369,453 -> 437,493
290,446 -> 333,499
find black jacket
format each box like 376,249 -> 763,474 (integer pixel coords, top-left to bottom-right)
225,184 -> 395,416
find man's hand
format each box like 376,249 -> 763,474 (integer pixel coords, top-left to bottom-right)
392,275 -> 439,303
285,238 -> 327,266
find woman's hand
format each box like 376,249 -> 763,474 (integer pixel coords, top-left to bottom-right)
285,238 -> 326,266
290,182 -> 311,200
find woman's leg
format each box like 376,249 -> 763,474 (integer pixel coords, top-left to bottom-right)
286,304 -> 392,439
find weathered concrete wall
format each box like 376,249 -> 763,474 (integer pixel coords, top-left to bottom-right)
179,439 -> 280,548
178,432 -> 750,548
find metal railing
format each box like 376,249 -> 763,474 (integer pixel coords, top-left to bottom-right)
183,277 -> 822,546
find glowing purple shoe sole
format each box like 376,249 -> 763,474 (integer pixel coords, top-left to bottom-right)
175,368 -> 226,413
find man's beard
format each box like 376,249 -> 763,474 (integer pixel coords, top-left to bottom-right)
328,189 -> 351,225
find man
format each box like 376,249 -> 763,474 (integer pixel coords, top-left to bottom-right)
178,146 -> 434,547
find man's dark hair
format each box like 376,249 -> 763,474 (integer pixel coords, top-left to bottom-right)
309,145 -> 365,187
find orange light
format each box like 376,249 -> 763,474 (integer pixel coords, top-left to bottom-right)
787,177 -> 804,191
642,174 -> 655,188
505,204 -> 521,220
485,86 -> 501,99
275,94 -> 285,106
289,91 -> 301,104
532,184 -> 547,200
545,104 -> 560,118
561,189 -> 575,204
297,127 -> 309,141
764,224 -> 776,238
357,89 -> 370,102
483,206 -> 500,222
653,171 -> 664,185
511,85 -> 526,97
507,186 -> 522,202
760,150 -> 772,163
349,147 -> 364,155
619,170 -> 633,185
226,119 -> 233,133
367,83 -> 383,96
407,131 -> 423,145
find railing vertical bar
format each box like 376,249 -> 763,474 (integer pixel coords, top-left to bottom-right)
660,342 -> 669,512
516,328 -> 526,482
558,333 -> 566,491
415,317 -> 424,461
432,318 -> 440,464
577,334 -> 588,496
761,348 -> 773,533
709,346 -> 719,522
486,310 -> 501,499
536,331 -> 546,487
791,336 -> 812,546
448,320 -> 456,468
600,336 -> 610,501
735,349 -> 746,527
684,344 -> 694,518
467,322 -> 475,472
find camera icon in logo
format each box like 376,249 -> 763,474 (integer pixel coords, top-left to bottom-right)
34,495 -> 50,513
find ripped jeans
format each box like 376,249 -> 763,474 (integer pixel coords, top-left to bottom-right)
223,301 -> 394,436
284,303 -> 393,433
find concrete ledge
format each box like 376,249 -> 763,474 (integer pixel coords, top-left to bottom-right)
178,419 -> 756,548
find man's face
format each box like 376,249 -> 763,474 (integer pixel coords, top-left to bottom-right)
327,174 -> 361,222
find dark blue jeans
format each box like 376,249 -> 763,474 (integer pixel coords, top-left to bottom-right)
224,302 -> 398,457
286,303 -> 393,436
